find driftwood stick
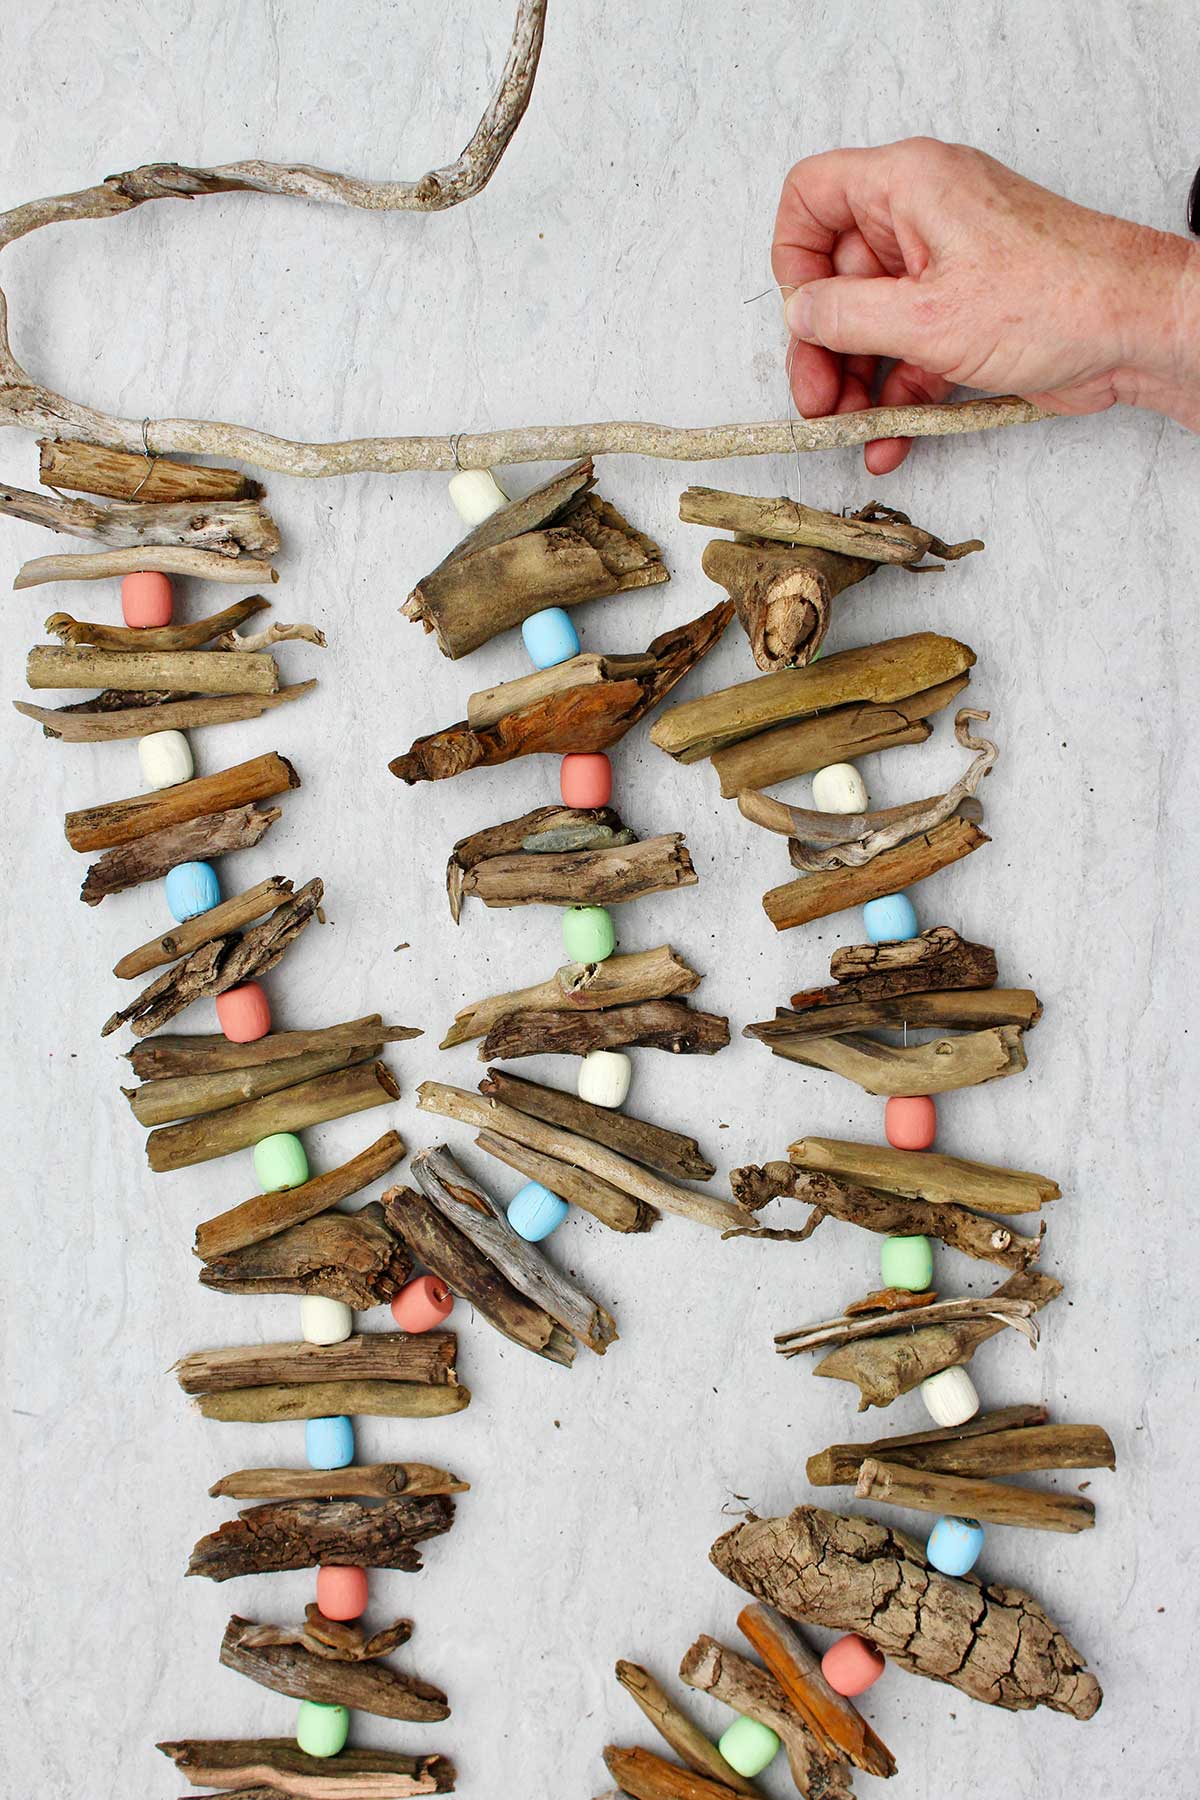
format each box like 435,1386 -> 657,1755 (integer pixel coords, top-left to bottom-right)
15,680 -> 315,743
130,1015 -> 419,1078
479,1000 -> 731,1062
126,1040 -> 379,1122
613,1661 -> 759,1798
29,642 -> 278,696
158,1737 -> 454,1796
195,1381 -> 470,1423
700,535 -> 874,671
199,1200 -> 411,1306
442,944 -> 701,1047
461,834 -> 697,908
805,1405 -> 1052,1484
446,803 -> 623,921
753,987 -> 1041,1041
765,817 -> 989,931
735,1603 -> 895,1780
788,1137 -> 1061,1215
775,1295 -> 1041,1356
65,750 -> 298,851
478,1068 -> 715,1181
604,1746 -> 746,1800
46,594 -> 272,650
767,1025 -> 1028,1095
15,546 -> 277,587
147,1060 -> 399,1173
811,1420 -> 1114,1485
740,784 -> 981,844
114,875 -> 292,978
680,488 -> 983,565
474,1132 -> 658,1234
854,1458 -> 1097,1532
193,1131 -> 407,1260
468,651 -> 655,729
0,481 -> 277,553
220,1615 -> 448,1723
175,1333 -> 458,1394
39,437 -> 256,500
81,802 -> 280,904
678,1635 -> 854,1800
186,1496 -> 456,1581
210,1463 -> 469,1502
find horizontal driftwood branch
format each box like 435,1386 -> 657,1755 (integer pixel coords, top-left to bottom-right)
80,802 -> 280,904
460,833 -> 697,908
819,1420 -> 1115,1486
479,1067 -> 715,1181
114,875 -> 292,979
755,986 -> 1040,1041
789,1136 -> 1061,1215
194,1382 -> 468,1423
15,679 -> 315,743
775,1295 -> 1041,1357
446,802 -> 624,920
479,1000 -> 731,1062
474,1132 -> 658,1234
210,1463 -> 469,1501
157,1736 -> 455,1795
806,1403 -> 1049,1482
735,1602 -> 895,1779
442,944 -> 700,1048
147,1060 -> 399,1173
194,1130 -> 407,1260
130,1014 -> 417,1078
187,1495 -> 456,1581
14,545 -> 277,587
764,816 -> 989,932
38,436 -> 256,500
220,1614 -> 448,1723
855,1457 -> 1096,1533
199,1200 -> 412,1306
613,1660 -> 758,1798
680,487 -> 983,565
175,1332 -> 458,1395
29,641 -> 279,696
467,650 -> 655,729
679,1634 -> 853,1800
46,593 -> 272,650
65,749 -> 297,852
828,923 -> 996,986
0,479 -> 278,554
765,1024 -> 1028,1094
127,1040 -> 382,1123
233,1603 -> 416,1663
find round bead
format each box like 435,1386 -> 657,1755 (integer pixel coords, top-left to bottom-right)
921,1365 -> 980,1428
306,1415 -> 355,1470
562,904 -> 615,963
560,751 -> 612,809
879,1234 -> 933,1292
521,606 -> 580,669
812,762 -> 868,813
448,467 -> 508,525
164,860 -> 220,922
821,1634 -> 886,1697
295,1699 -> 350,1759
254,1131 -> 309,1192
717,1715 -> 780,1779
391,1274 -> 455,1334
507,1179 -> 569,1242
863,891 -> 919,943
885,1094 -> 937,1150
927,1515 -> 985,1578
121,570 -> 174,627
216,980 -> 272,1043
138,729 -> 194,790
577,1048 -> 632,1109
316,1564 -> 369,1621
300,1296 -> 353,1345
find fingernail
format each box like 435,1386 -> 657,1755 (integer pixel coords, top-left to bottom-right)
785,288 -> 815,341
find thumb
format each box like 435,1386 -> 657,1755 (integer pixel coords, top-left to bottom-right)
785,275 -> 937,364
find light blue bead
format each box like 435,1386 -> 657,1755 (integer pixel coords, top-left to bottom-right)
521,607 -> 580,669
863,891 -> 919,944
927,1515 -> 984,1577
306,1415 -> 355,1470
164,860 -> 221,922
507,1179 -> 569,1242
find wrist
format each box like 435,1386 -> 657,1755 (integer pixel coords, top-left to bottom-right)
1111,225 -> 1200,429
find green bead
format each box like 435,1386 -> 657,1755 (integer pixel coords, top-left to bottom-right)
718,1714 -> 780,1778
562,904 -> 615,963
880,1233 -> 933,1291
296,1699 -> 349,1758
254,1131 -> 309,1192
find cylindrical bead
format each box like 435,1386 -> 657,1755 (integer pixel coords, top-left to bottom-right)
448,467 -> 507,525
164,860 -> 220,922
507,1179 -> 569,1242
216,980 -> 272,1043
254,1131 -> 309,1192
717,1715 -> 780,1778
521,606 -> 580,668
879,1234 -> 933,1291
316,1564 -> 369,1621
821,1634 -> 885,1696
576,1048 -> 632,1109
391,1274 -> 455,1334
305,1415 -> 355,1470
559,751 -> 612,808
885,1094 -> 937,1149
562,904 -> 615,962
812,762 -> 868,813
921,1365 -> 980,1428
121,570 -> 173,627
926,1515 -> 985,1577
295,1698 -> 350,1758
863,891 -> 919,943
138,729 -> 194,790
300,1296 -> 353,1345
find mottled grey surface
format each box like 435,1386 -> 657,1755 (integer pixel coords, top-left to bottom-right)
1,3 -> 1197,1795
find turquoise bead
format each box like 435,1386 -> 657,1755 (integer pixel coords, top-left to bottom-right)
164,860 -> 220,921
295,1698 -> 349,1758
562,904 -> 615,962
254,1132 -> 309,1191
863,891 -> 919,943
718,1715 -> 780,1778
521,607 -> 580,668
880,1234 -> 933,1291
306,1415 -> 355,1469
927,1514 -> 985,1577
507,1180 -> 569,1242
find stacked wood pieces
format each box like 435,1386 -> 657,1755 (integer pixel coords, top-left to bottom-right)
173,1331 -> 470,1422
442,805 -> 698,912
219,1610 -> 450,1723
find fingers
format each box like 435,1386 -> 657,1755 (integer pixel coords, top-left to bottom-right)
772,147 -> 908,291
865,361 -> 953,475
785,274 -> 938,363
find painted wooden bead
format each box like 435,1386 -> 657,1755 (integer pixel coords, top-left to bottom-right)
812,762 -> 868,813
164,860 -> 220,922
863,891 -> 919,943
717,1715 -> 780,1778
138,729 -> 194,790
216,979 -> 272,1043
921,1365 -> 980,1428
121,569 -> 173,627
391,1274 -> 454,1334
448,467 -> 507,525
927,1515 -> 985,1577
821,1634 -> 886,1696
295,1698 -> 350,1759
316,1564 -> 369,1621
507,1179 -> 569,1242
521,606 -> 580,668
879,1234 -> 933,1291
885,1094 -> 937,1150
577,1048 -> 632,1109
300,1296 -> 353,1345
560,751 -> 612,809
306,1415 -> 355,1470
254,1131 -> 309,1192
562,904 -> 615,962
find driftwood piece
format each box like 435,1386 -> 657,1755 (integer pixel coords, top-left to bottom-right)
210,1464 -> 469,1502
220,1616 -> 448,1722
474,1132 -> 657,1234
15,680 -> 315,743
479,1000 -> 731,1062
175,1332 -> 458,1395
0,479 -> 277,553
445,803 -> 623,921
130,1015 -> 419,1078
158,1736 -> 454,1796
187,1496 -> 455,1581
741,785 -> 981,844
650,632 -> 976,764
765,817 -> 989,932
47,594 -> 271,650
788,1137 -> 1061,1216
604,1746 -> 746,1800
199,1200 -> 411,1306
194,1381 -> 469,1423
736,1603 -> 895,1780
792,927 -> 998,1012
442,944 -> 701,1048
613,1661 -> 759,1798
679,1635 -> 854,1800
127,1040 -> 381,1122
844,1287 -> 938,1316
15,545 -> 277,587
478,1068 -> 715,1182
114,875 -> 292,979
147,1061 -> 400,1173
235,1603 -> 414,1661
39,436 -> 256,500
701,535 -> 875,670
81,802 -> 280,904
411,1146 -> 616,1354
390,601 -> 733,782
807,1414 -> 1114,1485
710,1506 -> 1101,1719
766,1025 -> 1028,1095
460,833 -> 697,908
680,488 -> 983,565
467,651 -> 655,729
29,642 -> 278,696
855,1458 -> 1096,1533
65,749 -> 298,851
755,987 -> 1040,1041
775,1294 -> 1041,1358
194,1131 -> 407,1260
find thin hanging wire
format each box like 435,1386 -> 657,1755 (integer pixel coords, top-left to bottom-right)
744,279 -> 803,502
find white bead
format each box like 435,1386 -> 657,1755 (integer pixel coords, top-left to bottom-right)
812,762 -> 868,813
300,1296 -> 353,1345
577,1049 -> 632,1109
138,729 -> 194,790
920,1365 -> 980,1428
448,468 -> 508,526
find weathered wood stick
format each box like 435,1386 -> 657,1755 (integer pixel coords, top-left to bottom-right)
193,1131 -> 407,1260
805,1404 -> 1050,1484
199,1200 -> 411,1306
461,833 -> 697,907
158,1736 -> 455,1796
754,987 -> 1041,1040
175,1332 -> 458,1395
735,1603 -> 896,1779
15,546 -> 277,587
680,488 -> 983,565
788,1136 -> 1061,1215
474,1132 -> 658,1234
467,651 -> 655,729
765,817 -> 989,931
187,1495 -> 456,1581
768,1025 -> 1028,1095
195,1380 -> 471,1422
478,1067 -> 715,1181
220,1615 -> 449,1722
776,1294 -> 1040,1356
28,642 -> 279,696
147,1060 -> 399,1173
0,480 -> 277,553
613,1661 -> 759,1798
210,1463 -> 469,1501
15,680 -> 315,743
701,535 -> 874,671
446,802 -> 623,920
858,1457 -> 1095,1533
127,1042 -> 381,1124
810,1419 -> 1114,1486
679,1635 -> 854,1800
710,1506 -> 1101,1719
604,1745 -> 744,1800
442,944 -> 701,1047
39,436 -> 256,501
130,1015 -> 419,1078
479,1000 -> 731,1062
46,594 -> 271,650
234,1603 -> 416,1664
114,875 -> 292,979
81,802 -> 280,904
66,750 -> 297,851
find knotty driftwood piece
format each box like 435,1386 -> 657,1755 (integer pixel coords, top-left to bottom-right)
479,1068 -> 715,1182
613,1661 -> 759,1799
765,1025 -> 1028,1095
0,479 -> 278,554
210,1464 -> 468,1502
199,1200 -> 411,1306
752,988 -> 1041,1042
15,545 -> 277,587
736,1603 -> 895,1780
474,1132 -> 658,1234
234,1604 -> 415,1660
789,1137 -> 1061,1216
147,1060 -> 399,1173
80,802 -> 281,904
680,489 -> 984,566
459,833 -> 697,909
479,1000 -> 731,1062
29,643 -> 278,696
446,803 -> 624,921
679,1635 -> 854,1800
46,594 -> 272,650
220,1614 -> 448,1723
193,1131 -> 407,1260
412,1146 -> 617,1354
700,536 -> 875,671
390,601 -> 733,782
158,1737 -> 455,1795
14,679 -> 315,743
114,875 -> 292,979
65,750 -> 298,852
187,1495 -> 456,1581
765,817 -> 989,932
828,924 -> 996,988
854,1458 -> 1096,1533
442,944 -> 701,1048
604,1745 -> 747,1800
39,436 -> 256,500
130,1015 -> 419,1078
175,1332 -> 458,1395
807,1414 -> 1115,1485
468,651 -> 655,729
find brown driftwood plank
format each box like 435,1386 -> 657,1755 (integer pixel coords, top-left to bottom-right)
65,750 -> 298,851
473,1132 -> 658,1234
806,1420 -> 1113,1486
199,1201 -> 412,1306
40,436 -> 257,500
194,1131 -> 407,1260
736,1602 -> 896,1778
80,803 -> 280,904
128,1043 -> 381,1122
220,1615 -> 449,1721
175,1333 -> 458,1394
604,1744 -> 749,1800
479,999 -> 730,1061
157,1736 -> 454,1795
194,1382 -> 470,1423
461,833 -> 697,907
788,1136 -> 1060,1215
764,817 -> 988,931
855,1457 -> 1096,1532
46,594 -> 272,650
147,1061 -> 399,1172
613,1660 -> 759,1798
679,1634 -> 853,1800
187,1497 -> 456,1581
210,1463 -> 469,1501
760,986 -> 1041,1039
28,643 -> 278,694
467,650 -> 655,728
442,944 -> 700,1048
766,1024 -> 1027,1094
16,547 -> 277,587
130,1016 -> 419,1078
679,488 -> 982,564
805,1405 -> 1051,1482
446,802 -> 623,920
114,876 -> 293,979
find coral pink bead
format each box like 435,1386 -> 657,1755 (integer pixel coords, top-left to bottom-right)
885,1094 -> 937,1150
391,1274 -> 454,1334
121,570 -> 174,627
821,1634 -> 886,1696
215,980 -> 272,1043
560,752 -> 612,809
316,1565 -> 369,1622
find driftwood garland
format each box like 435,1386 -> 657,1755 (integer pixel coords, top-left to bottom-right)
158,1737 -> 456,1796
187,1496 -> 456,1581
220,1614 -> 449,1723
64,749 -> 298,852
806,1411 -> 1116,1485
0,480 -> 278,555
80,801 -> 281,904
146,1059 -> 400,1173
15,679 -> 316,743
441,944 -> 701,1048
198,1200 -> 412,1307
193,1130 -> 408,1260
210,1463 -> 469,1501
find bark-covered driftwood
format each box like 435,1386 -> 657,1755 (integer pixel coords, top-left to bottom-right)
823,924 -> 998,993
855,1458 -> 1096,1533
0,479 -> 278,553
187,1496 -> 456,1581
65,750 -> 298,852
788,1137 -> 1061,1215
130,1015 -> 417,1078
613,1661 -> 759,1798
114,875 -> 292,979
220,1615 -> 449,1722
445,803 -> 624,921
158,1737 -> 455,1795
679,1635 -> 854,1800
699,535 -> 874,671
479,1068 -> 715,1181
679,489 -> 983,566
474,1132 -> 658,1234
736,1603 -> 895,1779
756,985 -> 1040,1041
467,650 -> 655,729
764,1024 -> 1028,1094
15,680 -> 315,743
712,1507 -> 1101,1718
807,1416 -> 1115,1486
80,802 -> 281,904
478,1000 -> 731,1062
16,545 -> 277,588
458,833 -> 697,908
29,643 -> 278,695
210,1464 -> 469,1502
442,944 -> 701,1048
175,1333 -> 458,1395
147,1060 -> 399,1172
199,1200 -> 412,1306
194,1131 -> 407,1260
765,816 -> 989,932
39,436 -> 257,501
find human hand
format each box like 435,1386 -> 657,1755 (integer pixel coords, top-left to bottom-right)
773,138 -> 1200,472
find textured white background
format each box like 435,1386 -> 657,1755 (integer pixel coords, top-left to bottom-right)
2,3 -> 1198,1795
